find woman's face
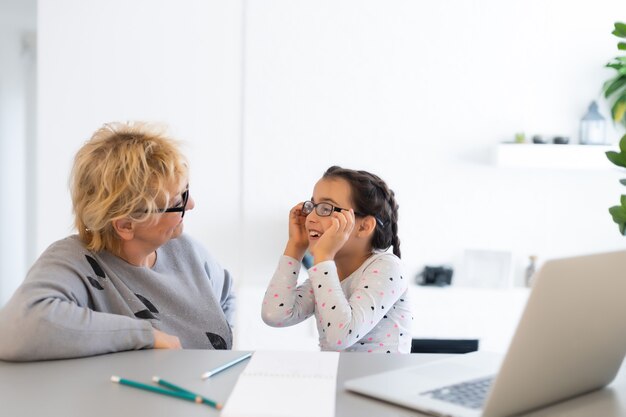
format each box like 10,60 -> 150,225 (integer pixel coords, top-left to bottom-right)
305,177 -> 359,252
133,181 -> 195,248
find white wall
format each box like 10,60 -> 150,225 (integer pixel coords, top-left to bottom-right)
0,0 -> 36,304
37,0 -> 243,277
241,0 -> 626,289
20,0 -> 626,351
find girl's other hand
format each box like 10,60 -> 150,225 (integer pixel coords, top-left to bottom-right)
311,209 -> 355,263
284,202 -> 308,261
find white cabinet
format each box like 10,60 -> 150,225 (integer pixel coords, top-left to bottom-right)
408,286 -> 529,353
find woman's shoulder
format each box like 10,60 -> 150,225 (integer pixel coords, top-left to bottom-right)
26,235 -> 96,281
38,235 -> 89,261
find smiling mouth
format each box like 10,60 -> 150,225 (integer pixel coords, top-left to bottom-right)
309,230 -> 321,238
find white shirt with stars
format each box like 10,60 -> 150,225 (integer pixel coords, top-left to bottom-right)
262,252 -> 413,353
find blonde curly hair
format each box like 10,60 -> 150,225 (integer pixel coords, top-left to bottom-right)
70,122 -> 188,253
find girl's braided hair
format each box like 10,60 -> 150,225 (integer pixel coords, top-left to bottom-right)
323,166 -> 401,258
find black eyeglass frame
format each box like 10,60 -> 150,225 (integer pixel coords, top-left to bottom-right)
151,187 -> 190,218
301,200 -> 384,227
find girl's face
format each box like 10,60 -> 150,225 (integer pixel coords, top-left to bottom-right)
305,177 -> 359,252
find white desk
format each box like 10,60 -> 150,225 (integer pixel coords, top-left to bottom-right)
1,350 -> 625,416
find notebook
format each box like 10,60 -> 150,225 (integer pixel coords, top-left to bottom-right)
221,350 -> 340,417
344,250 -> 626,417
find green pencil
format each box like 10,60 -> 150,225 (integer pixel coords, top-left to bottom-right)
110,376 -> 202,405
152,376 -> 222,409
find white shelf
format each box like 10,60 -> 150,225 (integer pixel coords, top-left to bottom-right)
495,143 -> 616,169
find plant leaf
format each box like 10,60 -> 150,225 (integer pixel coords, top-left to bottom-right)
613,83 -> 626,128
620,179 -> 626,186
605,62 -> 626,75
614,22 -> 626,37
606,151 -> 626,167
620,134 -> 626,153
604,76 -> 626,98
604,77 -> 616,91
619,42 -> 626,51
611,97 -> 626,124
609,205 -> 626,223
613,22 -> 626,38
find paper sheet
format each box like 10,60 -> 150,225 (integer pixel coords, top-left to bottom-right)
221,351 -> 340,417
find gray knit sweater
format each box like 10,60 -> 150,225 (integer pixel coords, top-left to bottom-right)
0,234 -> 235,361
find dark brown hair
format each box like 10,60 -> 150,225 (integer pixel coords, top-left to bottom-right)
323,166 -> 401,258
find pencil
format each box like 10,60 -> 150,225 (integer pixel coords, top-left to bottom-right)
111,376 -> 202,404
152,376 -> 222,409
201,352 -> 253,379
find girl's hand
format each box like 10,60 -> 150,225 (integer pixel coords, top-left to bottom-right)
284,202 -> 309,261
311,209 -> 355,263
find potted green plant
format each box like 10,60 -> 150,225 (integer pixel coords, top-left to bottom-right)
604,22 -> 626,126
606,136 -> 626,234
605,22 -> 626,234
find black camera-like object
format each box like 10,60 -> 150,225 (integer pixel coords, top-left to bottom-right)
416,266 -> 453,286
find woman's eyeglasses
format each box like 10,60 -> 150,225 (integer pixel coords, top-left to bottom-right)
301,200 -> 384,226
151,187 -> 190,218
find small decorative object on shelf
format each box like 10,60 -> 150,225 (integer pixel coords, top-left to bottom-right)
416,266 -> 453,286
580,101 -> 607,145
514,132 -> 526,144
532,135 -> 547,144
552,136 -> 569,145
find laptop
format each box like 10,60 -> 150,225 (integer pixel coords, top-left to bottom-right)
344,250 -> 626,417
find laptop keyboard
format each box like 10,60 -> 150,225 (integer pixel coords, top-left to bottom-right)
421,376 -> 494,410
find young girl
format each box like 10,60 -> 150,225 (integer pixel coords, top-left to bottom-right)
261,166 -> 412,353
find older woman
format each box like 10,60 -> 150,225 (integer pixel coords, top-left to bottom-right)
0,122 -> 235,361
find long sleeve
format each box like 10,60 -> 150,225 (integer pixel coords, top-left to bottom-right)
202,252 -> 236,328
309,256 -> 408,351
0,253 -> 153,362
219,269 -> 236,327
261,256 -> 315,327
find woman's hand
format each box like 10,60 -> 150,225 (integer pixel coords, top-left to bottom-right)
284,202 -> 309,261
153,328 -> 182,349
311,209 -> 355,264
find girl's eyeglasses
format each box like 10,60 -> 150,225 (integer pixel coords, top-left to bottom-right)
301,200 -> 384,226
